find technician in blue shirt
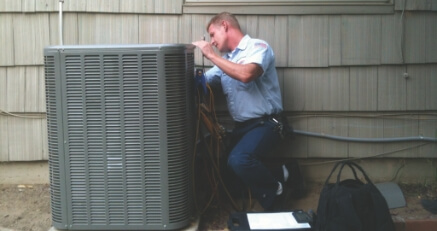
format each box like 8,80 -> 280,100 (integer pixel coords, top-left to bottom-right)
193,12 -> 290,210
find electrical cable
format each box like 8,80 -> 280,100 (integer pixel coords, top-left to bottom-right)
192,57 -> 244,214
389,160 -> 406,182
288,112 -> 437,120
0,109 -> 46,119
299,142 -> 430,166
294,129 -> 437,143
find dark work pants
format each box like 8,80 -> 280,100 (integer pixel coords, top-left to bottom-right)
227,117 -> 283,210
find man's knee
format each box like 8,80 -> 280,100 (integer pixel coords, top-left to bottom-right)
227,155 -> 239,170
227,154 -> 246,175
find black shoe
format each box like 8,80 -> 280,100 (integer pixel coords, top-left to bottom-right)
284,159 -> 306,199
266,182 -> 291,212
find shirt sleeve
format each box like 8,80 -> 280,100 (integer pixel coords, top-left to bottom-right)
205,65 -> 222,87
244,41 -> 273,73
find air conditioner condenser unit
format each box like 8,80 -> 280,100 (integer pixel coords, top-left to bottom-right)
44,44 -> 196,230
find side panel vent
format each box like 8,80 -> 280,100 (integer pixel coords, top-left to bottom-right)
44,44 -> 195,230
164,53 -> 195,223
44,55 -> 63,224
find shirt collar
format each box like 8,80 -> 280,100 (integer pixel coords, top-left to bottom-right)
227,34 -> 251,58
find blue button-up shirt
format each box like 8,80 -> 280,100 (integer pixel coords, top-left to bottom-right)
205,35 -> 283,122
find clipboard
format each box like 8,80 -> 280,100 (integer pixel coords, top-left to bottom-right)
228,211 -> 313,231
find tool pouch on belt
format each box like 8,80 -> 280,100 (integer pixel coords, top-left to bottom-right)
269,114 -> 294,140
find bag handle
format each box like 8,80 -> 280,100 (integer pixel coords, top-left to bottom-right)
323,160 -> 373,186
336,161 -> 360,183
337,161 -> 374,185
323,161 -> 346,186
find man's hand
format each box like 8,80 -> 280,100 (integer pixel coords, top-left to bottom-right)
192,40 -> 217,60
192,40 -> 263,83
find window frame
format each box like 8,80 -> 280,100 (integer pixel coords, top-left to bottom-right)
183,0 -> 394,15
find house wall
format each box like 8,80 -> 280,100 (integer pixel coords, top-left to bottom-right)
0,0 -> 436,163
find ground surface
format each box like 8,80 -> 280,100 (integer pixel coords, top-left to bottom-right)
0,184 -> 51,231
198,181 -> 437,230
0,182 -> 436,231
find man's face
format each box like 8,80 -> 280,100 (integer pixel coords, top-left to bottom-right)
208,22 -> 228,53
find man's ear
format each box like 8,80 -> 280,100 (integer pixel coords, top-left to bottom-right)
221,20 -> 228,32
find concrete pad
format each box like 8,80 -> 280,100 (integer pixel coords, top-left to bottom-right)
47,217 -> 199,231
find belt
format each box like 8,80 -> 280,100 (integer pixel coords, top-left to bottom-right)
235,113 -> 282,128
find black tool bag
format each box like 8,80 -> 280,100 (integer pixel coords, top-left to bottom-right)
314,160 -> 395,231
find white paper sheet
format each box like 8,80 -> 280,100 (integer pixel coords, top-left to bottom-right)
247,212 -> 311,230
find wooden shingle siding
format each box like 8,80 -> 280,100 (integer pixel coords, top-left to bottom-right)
342,16 -> 381,65
273,16 -> 288,67
86,0 -> 120,13
381,13 -> 404,64
288,16 -> 329,67
22,0 -> 36,12
383,115 -> 419,158
36,0 -> 58,12
288,67 -> 347,111
78,14 -> 139,45
328,16 -> 342,66
418,115 -> 437,157
285,117 -> 308,158
307,117 -> 349,158
6,117 -> 46,161
63,0 -> 87,12
424,65 -> 437,110
120,0 -> 156,13
0,0 -> 21,12
0,14 -> 14,66
257,16 -> 275,55
24,67 -> 45,112
348,117 -> 384,158
0,116 -> 8,161
6,67 -> 26,113
1,66 -> 45,113
0,68 -> 6,110
403,12 -> 437,63
280,114 -> 435,158
405,13 -> 427,63
0,0 -> 435,161
191,14 -> 214,67
407,65 -> 429,111
425,13 -> 437,62
377,65 -> 407,111
323,68 -> 349,111
154,0 -> 183,14
402,64 -> 437,111
395,0 -> 437,11
1,13 -> 436,67
139,15 -> 180,44
283,68 -> 308,111
284,65 -> 437,112
49,13 -> 79,45
0,0 -> 184,14
349,67 -> 378,111
13,13 -> 50,65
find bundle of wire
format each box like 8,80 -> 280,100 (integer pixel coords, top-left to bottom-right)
192,73 -> 247,215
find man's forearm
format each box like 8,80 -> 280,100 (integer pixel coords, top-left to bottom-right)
208,54 -> 263,83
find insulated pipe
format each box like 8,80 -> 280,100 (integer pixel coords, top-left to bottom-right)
59,0 -> 64,46
294,130 -> 437,143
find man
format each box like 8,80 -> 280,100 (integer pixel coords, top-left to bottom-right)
192,12 -> 290,210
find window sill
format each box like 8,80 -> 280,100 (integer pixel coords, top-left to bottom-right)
183,2 -> 394,15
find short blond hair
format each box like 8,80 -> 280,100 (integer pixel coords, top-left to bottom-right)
207,12 -> 241,32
